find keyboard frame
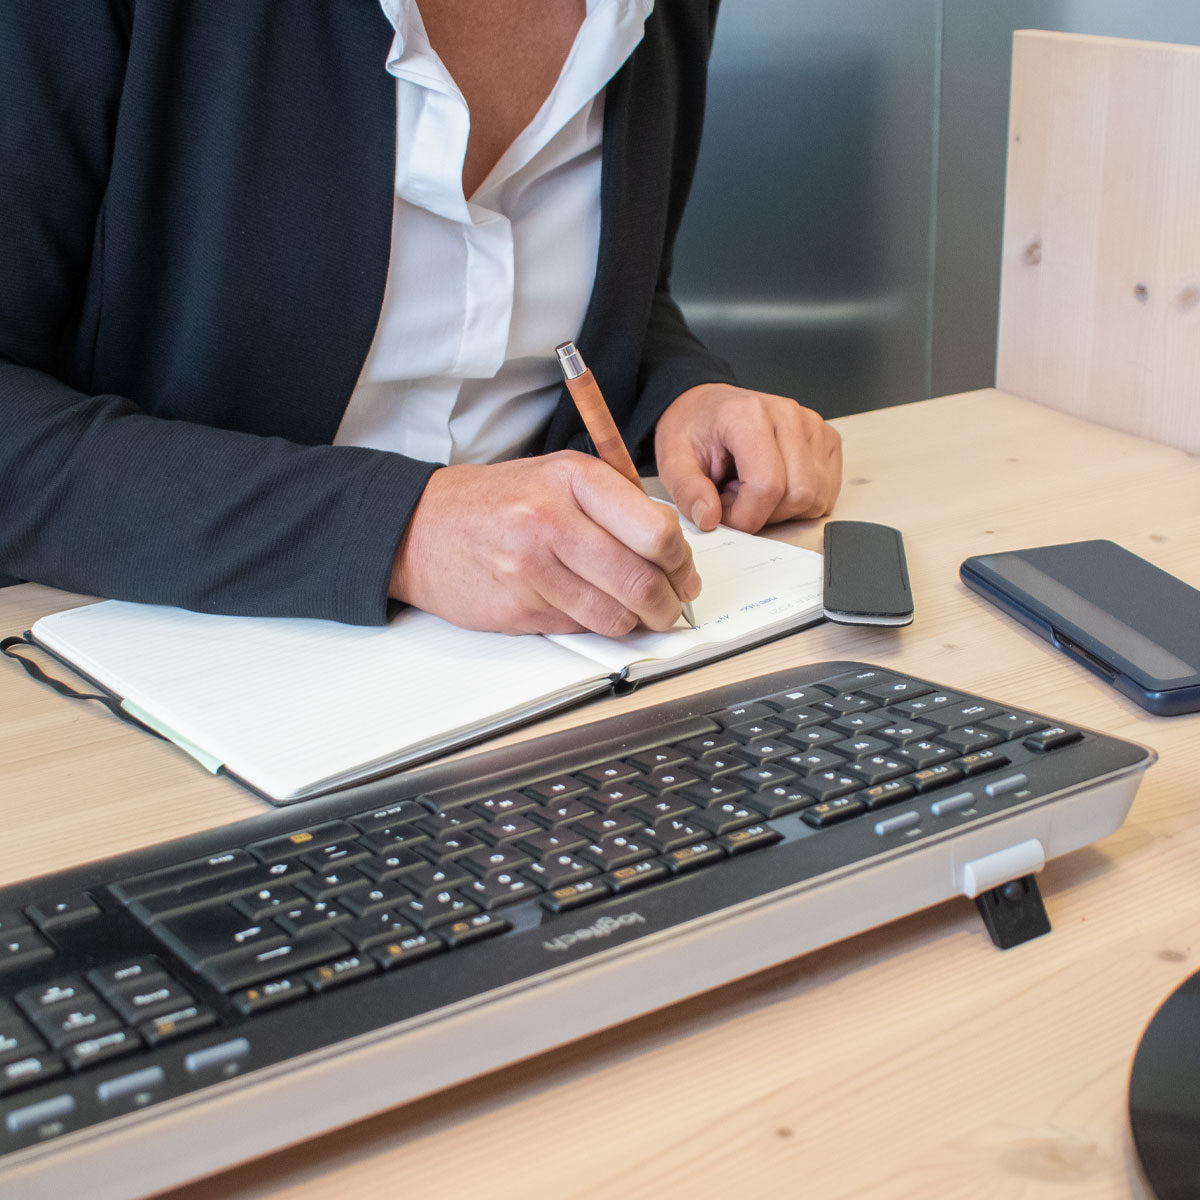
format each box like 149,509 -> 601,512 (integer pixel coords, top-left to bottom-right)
0,662 -> 1155,1199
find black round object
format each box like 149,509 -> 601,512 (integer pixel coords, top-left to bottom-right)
1129,969 -> 1200,1198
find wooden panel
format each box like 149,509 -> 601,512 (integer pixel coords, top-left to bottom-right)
996,30 -> 1200,452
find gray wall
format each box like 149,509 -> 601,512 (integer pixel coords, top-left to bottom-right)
673,1 -> 1200,419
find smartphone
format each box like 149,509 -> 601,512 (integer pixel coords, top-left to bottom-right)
960,540 -> 1200,716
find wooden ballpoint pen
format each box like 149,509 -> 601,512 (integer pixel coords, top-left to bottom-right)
555,340 -> 697,629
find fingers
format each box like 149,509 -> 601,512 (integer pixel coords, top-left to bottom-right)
568,462 -> 702,630
657,385 -> 842,533
653,436 -> 725,533
390,456 -> 701,637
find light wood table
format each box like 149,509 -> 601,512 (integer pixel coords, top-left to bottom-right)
3,389 -> 1198,1199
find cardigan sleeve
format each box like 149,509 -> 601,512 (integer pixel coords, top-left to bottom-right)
0,1 -> 435,625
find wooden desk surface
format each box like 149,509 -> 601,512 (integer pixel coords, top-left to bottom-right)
3,389 -> 1198,1199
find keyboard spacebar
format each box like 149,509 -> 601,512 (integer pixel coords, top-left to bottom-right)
418,714 -> 721,810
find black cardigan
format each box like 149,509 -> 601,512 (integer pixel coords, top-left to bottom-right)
0,0 -> 734,623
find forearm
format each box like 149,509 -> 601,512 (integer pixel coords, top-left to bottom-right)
0,360 -> 437,623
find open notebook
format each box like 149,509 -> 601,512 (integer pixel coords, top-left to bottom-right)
28,522 -> 824,804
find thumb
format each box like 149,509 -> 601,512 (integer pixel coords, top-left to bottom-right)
661,460 -> 722,531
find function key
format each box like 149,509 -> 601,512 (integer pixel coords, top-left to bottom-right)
441,913 -> 511,948
801,796 -> 866,828
1024,726 -> 1084,752
911,764 -> 965,793
719,824 -> 783,855
539,878 -> 611,912
663,841 -> 725,874
139,1005 -> 218,1048
605,860 -> 671,894
956,749 -> 1011,777
857,779 -> 916,810
248,822 -> 357,863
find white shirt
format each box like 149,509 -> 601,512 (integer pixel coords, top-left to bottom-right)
335,0 -> 654,464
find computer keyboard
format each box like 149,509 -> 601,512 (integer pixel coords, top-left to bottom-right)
0,661 -> 1154,1199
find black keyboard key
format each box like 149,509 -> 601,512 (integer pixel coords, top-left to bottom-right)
802,771 -> 861,802
785,725 -> 842,751
463,845 -> 535,879
233,883 -> 309,920
1024,726 -> 1084,752
539,878 -> 611,913
86,957 -> 163,992
641,766 -> 701,793
848,754 -> 911,786
911,764 -> 965,793
535,797 -> 595,826
577,760 -> 640,788
875,720 -> 937,745
127,861 -> 312,922
0,1018 -> 44,1067
577,836 -> 654,872
340,911 -> 419,952
442,913 -> 511,948
828,711 -> 889,735
832,735 -> 893,759
478,814 -> 542,845
857,779 -> 917,810
24,894 -> 102,933
801,796 -> 867,828
248,822 -> 358,863
296,867 -> 368,903
523,854 -> 597,891
628,793 -> 695,823
663,842 -> 725,874
357,825 -> 429,855
470,791 -> 539,820
305,953 -> 377,994
357,849 -> 426,883
605,861 -> 671,893
896,741 -> 957,770
106,975 -> 199,1025
523,775 -> 589,803
920,701 -> 1002,731
231,977 -> 308,1016
862,678 -> 932,703
736,763 -> 795,790
637,818 -> 707,853
138,1005 -> 218,1048
726,717 -> 787,744
349,800 -> 427,832
401,891 -> 480,931
29,995 -> 122,1051
679,732 -> 738,757
816,693 -> 877,716
1,1051 -> 65,1096
63,1030 -> 142,1073
297,843 -> 371,873
981,713 -> 1049,738
713,701 -> 778,726
753,784 -> 815,817
200,930 -> 353,992
154,908 -> 287,967
371,933 -> 444,969
693,801 -> 763,835
822,668 -> 895,692
276,901 -> 354,937
936,726 -> 1004,754
786,748 -> 845,774
518,827 -> 587,858
581,782 -> 651,812
415,811 -> 484,839
627,745 -> 690,772
688,751 -> 749,780
889,690 -> 963,718
15,978 -> 89,1015
681,779 -> 749,806
406,861 -> 474,895
577,811 -> 642,842
417,832 -> 485,862
111,850 -> 256,903
719,824 -> 783,855
758,684 -> 831,708
957,749 -> 1011,777
460,874 -> 540,911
